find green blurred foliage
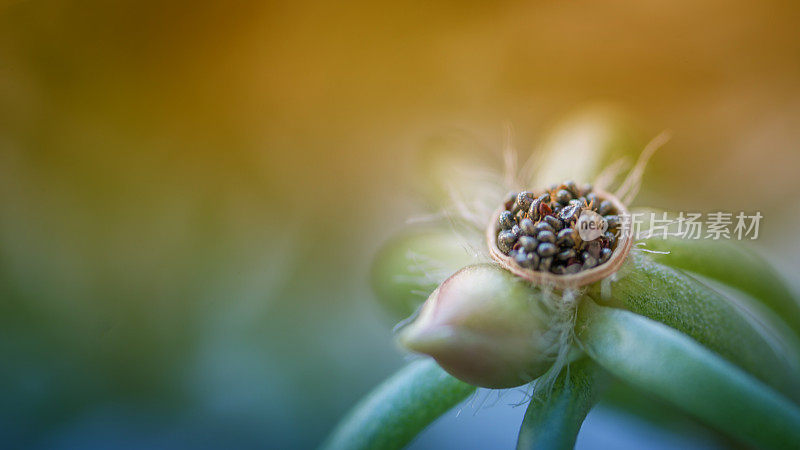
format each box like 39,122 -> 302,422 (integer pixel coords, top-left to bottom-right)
1,0 -> 800,447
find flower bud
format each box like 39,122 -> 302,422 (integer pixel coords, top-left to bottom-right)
397,264 -> 557,388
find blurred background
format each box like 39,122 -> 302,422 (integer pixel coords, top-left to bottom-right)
1,0 -> 800,448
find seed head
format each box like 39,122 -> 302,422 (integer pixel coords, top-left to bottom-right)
488,182 -> 630,285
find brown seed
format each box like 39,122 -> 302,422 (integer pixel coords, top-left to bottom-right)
560,205 -> 581,223
499,210 -> 515,230
557,228 -> 576,247
598,200 -> 613,216
537,242 -> 557,257
516,191 -> 535,212
555,189 -> 572,205
557,248 -> 576,261
537,230 -> 556,244
498,230 -> 517,253
544,215 -> 563,231
520,218 -> 536,235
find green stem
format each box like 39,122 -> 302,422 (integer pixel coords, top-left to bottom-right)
576,300 -> 800,449
516,358 -> 608,450
321,358 -> 476,450
641,237 -> 800,336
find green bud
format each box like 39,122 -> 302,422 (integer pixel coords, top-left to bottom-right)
397,264 -> 557,388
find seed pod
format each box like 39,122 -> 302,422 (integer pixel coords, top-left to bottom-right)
398,264 -> 556,388
488,185 -> 632,287
499,210 -> 515,230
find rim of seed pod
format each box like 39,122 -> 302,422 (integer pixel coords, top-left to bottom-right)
486,187 -> 633,289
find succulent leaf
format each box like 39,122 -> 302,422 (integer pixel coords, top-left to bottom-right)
321,358 -> 475,450
516,358 -> 608,450
588,252 -> 800,400
576,300 -> 800,449
642,237 -> 800,337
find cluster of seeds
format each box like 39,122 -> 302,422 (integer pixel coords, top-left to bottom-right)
495,181 -> 621,275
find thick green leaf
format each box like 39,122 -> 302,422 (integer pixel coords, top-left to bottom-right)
321,358 -> 476,450
576,300 -> 800,449
641,237 -> 800,336
516,358 -> 608,450
589,252 -> 800,400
